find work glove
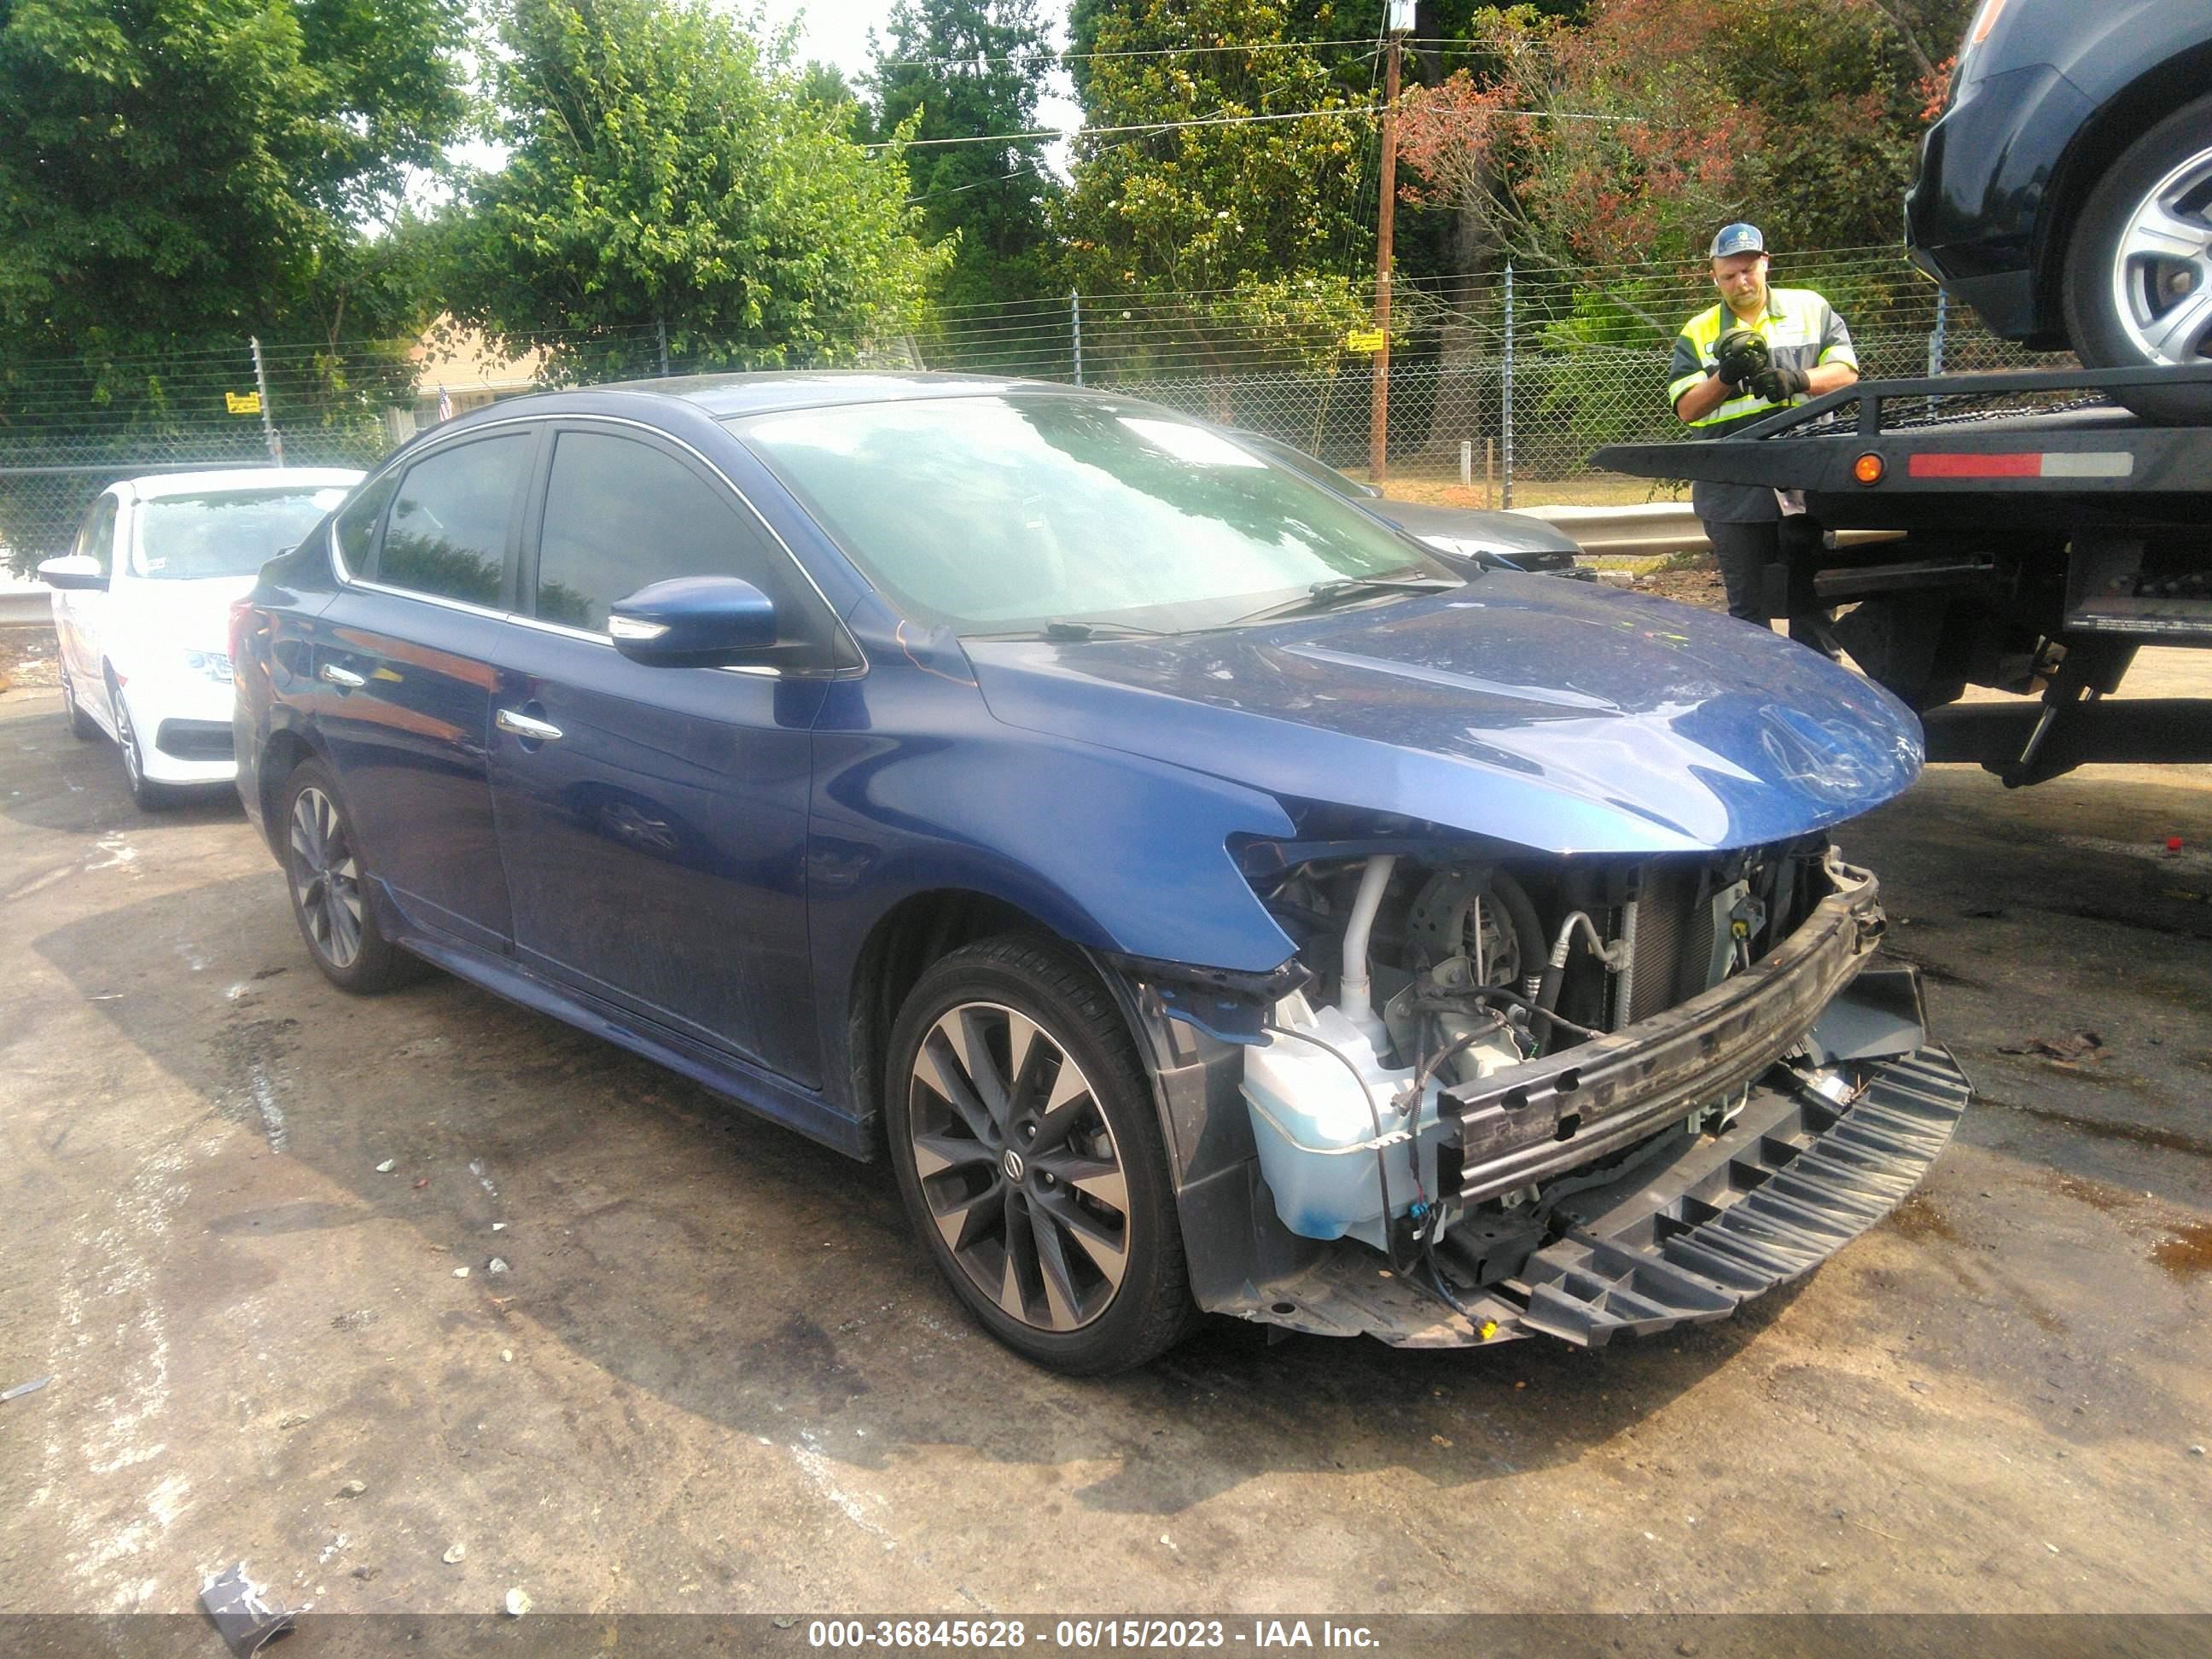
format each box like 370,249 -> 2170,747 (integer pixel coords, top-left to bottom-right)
1748,363 -> 1810,403
1710,328 -> 1769,390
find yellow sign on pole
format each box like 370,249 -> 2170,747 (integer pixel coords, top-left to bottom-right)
1345,329 -> 1386,353
225,391 -> 263,416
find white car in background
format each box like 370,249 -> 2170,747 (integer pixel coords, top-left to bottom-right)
38,468 -> 363,808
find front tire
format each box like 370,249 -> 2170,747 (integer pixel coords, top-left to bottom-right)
107,678 -> 174,811
279,760 -> 421,992
60,665 -> 99,741
885,935 -> 1196,1375
2063,93 -> 2212,422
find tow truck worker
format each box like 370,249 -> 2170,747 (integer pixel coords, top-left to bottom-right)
1670,223 -> 1860,655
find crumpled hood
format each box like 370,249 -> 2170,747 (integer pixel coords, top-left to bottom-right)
964,574 -> 1924,854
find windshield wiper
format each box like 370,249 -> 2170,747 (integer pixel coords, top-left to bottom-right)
966,619 -> 1175,642
1040,620 -> 1173,641
1228,574 -> 1462,626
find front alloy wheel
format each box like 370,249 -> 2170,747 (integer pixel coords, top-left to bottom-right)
108,681 -> 172,811
887,936 -> 1194,1374
909,1001 -> 1132,1332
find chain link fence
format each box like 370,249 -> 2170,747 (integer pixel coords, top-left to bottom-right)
3,248 -> 2064,573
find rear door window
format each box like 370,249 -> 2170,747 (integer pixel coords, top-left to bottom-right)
375,434 -> 533,608
333,471 -> 400,577
532,428 -> 822,643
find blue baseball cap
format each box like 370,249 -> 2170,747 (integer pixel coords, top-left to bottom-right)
1710,222 -> 1767,259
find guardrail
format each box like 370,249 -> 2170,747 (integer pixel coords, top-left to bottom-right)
0,579 -> 53,627
1517,503 -> 1708,559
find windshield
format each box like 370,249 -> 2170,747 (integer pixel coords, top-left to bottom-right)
731,394 -> 1452,632
1236,433 -> 1373,499
131,486 -> 353,580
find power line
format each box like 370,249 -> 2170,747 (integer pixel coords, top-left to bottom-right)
876,37 -> 1386,71
868,102 -> 1635,151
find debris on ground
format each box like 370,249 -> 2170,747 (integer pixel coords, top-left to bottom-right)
504,1588 -> 532,1617
413,1177 -> 429,1189
276,1411 -> 311,1430
443,1542 -> 467,1565
375,1159 -> 396,1174
492,1222 -> 508,1231
335,1480 -> 367,1499
1,1374 -> 55,1402
488,1258 -> 509,1275
351,1565 -> 379,1581
453,1266 -> 470,1278
200,1563 -> 296,1658
330,1309 -> 376,1332
1997,1031 -> 2108,1064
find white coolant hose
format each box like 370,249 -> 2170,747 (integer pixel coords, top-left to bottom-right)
1337,854 -> 1398,1046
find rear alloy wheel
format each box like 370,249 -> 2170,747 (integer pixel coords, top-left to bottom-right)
2064,93 -> 2212,422
279,760 -> 420,992
108,680 -> 174,811
60,666 -> 98,741
886,936 -> 1195,1375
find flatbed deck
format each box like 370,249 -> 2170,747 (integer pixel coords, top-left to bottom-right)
1592,365 -> 2212,784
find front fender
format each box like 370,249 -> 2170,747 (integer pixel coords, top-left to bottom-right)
805,658 -> 1304,1122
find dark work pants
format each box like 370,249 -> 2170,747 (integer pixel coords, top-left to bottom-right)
1703,517 -> 1839,657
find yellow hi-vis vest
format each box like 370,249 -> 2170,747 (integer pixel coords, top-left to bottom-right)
1668,288 -> 1858,428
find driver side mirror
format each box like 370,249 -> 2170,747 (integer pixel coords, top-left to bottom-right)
608,575 -> 778,667
38,553 -> 108,592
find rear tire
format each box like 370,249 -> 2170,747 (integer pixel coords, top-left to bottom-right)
278,759 -> 422,992
885,934 -> 1196,1375
2063,92 -> 2212,422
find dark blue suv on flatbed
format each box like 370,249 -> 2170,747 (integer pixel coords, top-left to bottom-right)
231,374 -> 1968,1373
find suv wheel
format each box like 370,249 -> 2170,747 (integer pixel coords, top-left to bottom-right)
885,935 -> 1196,1375
279,760 -> 421,992
2064,92 -> 2212,422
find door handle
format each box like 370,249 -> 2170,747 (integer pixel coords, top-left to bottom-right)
320,663 -> 366,690
496,707 -> 564,743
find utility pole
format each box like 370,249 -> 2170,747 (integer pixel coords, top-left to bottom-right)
1371,1 -> 1414,481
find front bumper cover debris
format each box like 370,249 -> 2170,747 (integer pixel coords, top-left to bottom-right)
1212,1043 -> 1970,1348
1508,1045 -> 1970,1345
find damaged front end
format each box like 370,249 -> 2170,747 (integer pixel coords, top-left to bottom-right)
1115,830 -> 1969,1351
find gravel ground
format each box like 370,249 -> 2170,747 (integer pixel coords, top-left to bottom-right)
1,645 -> 2207,1624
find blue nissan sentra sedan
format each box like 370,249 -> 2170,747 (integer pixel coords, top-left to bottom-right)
232,374 -> 1970,1374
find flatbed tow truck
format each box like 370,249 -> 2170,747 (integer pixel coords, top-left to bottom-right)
1595,363 -> 2212,786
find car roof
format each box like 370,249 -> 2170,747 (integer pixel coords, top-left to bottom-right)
577,370 -> 1089,420
120,467 -> 366,501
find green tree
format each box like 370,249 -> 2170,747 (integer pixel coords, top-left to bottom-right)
0,0 -> 469,352
869,0 -> 1064,310
0,0 -> 469,569
1058,0 -> 1377,370
1722,0 -> 1975,259
444,0 -> 947,381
